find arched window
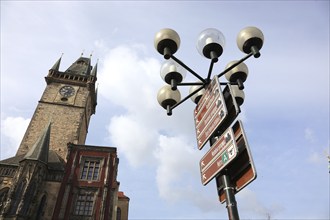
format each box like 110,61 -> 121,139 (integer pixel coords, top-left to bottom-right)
20,182 -> 36,215
8,180 -> 26,215
116,207 -> 121,220
0,187 -> 9,213
36,195 -> 47,220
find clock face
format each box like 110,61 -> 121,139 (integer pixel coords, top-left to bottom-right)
59,86 -> 75,97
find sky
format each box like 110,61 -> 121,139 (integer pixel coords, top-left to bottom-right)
0,1 -> 329,219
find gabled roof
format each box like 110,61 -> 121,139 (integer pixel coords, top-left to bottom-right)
0,154 -> 25,167
0,150 -> 65,172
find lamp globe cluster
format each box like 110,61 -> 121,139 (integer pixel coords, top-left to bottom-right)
154,26 -> 264,116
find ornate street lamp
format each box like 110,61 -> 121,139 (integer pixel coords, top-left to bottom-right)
155,27 -> 264,116
154,27 -> 264,219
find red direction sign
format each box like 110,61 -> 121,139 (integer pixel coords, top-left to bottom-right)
215,120 -> 257,203
194,76 -> 228,150
200,125 -> 237,185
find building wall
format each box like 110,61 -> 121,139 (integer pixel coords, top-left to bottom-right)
117,192 -> 130,220
42,181 -> 62,220
53,144 -> 120,220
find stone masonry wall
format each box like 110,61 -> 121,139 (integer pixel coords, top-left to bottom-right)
16,82 -> 92,161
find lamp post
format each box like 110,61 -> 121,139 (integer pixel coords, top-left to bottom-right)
154,27 -> 264,220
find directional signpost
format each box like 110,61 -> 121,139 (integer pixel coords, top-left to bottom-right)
194,76 -> 227,150
194,80 -> 257,220
216,120 -> 257,203
200,127 -> 237,185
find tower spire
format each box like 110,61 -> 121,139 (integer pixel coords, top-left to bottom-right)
50,53 -> 63,71
91,59 -> 98,77
23,121 -> 51,164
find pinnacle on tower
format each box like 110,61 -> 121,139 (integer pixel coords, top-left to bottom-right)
91,60 -> 98,77
50,54 -> 63,71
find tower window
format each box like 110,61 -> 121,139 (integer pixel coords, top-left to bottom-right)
8,180 -> 26,215
36,195 -> 47,220
116,207 -> 122,220
80,159 -> 101,181
73,191 -> 94,216
0,187 -> 9,214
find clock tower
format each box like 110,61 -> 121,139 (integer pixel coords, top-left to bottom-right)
0,55 -> 130,220
16,55 -> 98,160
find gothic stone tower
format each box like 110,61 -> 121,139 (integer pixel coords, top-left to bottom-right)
0,55 -> 129,220
16,55 -> 97,160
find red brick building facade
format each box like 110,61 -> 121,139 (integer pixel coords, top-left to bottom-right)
53,143 -> 128,220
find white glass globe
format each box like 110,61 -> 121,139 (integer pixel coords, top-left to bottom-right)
160,59 -> 186,84
196,28 -> 225,59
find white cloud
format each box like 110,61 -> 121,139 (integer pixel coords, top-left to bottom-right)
98,44 -> 220,211
93,39 -> 109,55
308,151 -> 321,163
155,135 -> 200,201
107,115 -> 158,168
304,127 -> 316,143
303,128 -> 328,166
99,44 -> 164,167
98,44 -> 161,113
155,134 -> 221,212
307,151 -> 327,165
0,116 -> 30,159
238,188 -> 284,218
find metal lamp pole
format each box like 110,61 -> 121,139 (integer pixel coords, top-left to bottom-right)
221,172 -> 240,220
209,133 -> 240,220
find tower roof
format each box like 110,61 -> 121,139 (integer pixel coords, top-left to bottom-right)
23,121 -> 51,164
65,56 -> 92,76
118,191 -> 130,200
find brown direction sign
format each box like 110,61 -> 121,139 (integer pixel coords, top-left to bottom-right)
215,120 -> 257,203
194,76 -> 228,150
200,125 -> 237,185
